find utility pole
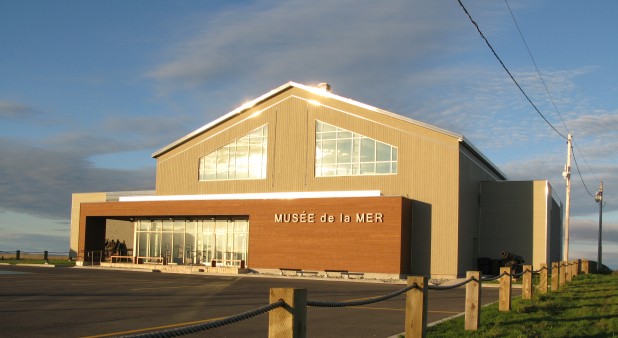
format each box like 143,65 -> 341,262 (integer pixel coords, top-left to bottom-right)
562,134 -> 572,262
595,181 -> 603,269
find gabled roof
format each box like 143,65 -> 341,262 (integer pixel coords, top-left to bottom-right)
152,81 -> 507,180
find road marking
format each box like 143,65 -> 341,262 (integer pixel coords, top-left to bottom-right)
341,307 -> 460,314
72,279 -> 171,286
131,284 -> 229,291
351,306 -> 404,311
82,316 -> 227,338
0,271 -> 31,275
428,310 -> 461,314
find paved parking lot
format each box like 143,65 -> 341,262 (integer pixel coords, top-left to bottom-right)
0,265 -> 512,337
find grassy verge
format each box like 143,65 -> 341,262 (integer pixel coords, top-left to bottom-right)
0,259 -> 76,266
427,274 -> 618,337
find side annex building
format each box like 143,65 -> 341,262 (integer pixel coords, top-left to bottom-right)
70,82 -> 562,279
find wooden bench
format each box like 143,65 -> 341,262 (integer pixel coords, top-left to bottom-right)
345,272 -> 365,279
279,268 -> 302,276
325,269 -> 348,278
297,270 -> 319,277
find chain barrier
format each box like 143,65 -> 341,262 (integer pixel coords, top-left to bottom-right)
307,282 -> 420,308
481,272 -> 507,282
532,266 -> 548,274
428,277 -> 475,290
511,270 -> 526,278
119,299 -> 285,338
56,258 -> 586,336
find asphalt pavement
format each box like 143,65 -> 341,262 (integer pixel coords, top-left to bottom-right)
0,265 -> 514,337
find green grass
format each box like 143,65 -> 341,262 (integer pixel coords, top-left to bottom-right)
0,259 -> 76,266
427,274 -> 618,337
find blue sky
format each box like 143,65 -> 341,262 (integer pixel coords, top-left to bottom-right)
1,0 -> 616,268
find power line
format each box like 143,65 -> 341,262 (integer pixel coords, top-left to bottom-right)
571,142 -> 595,198
504,0 -> 601,187
458,0 -> 603,199
504,0 -> 570,135
456,0 -> 567,140
573,140 -> 600,183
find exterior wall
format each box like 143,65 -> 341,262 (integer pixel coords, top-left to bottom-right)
548,190 -> 563,264
70,192 -> 108,258
77,196 -> 412,274
457,147 -> 503,276
479,181 -> 554,269
532,181 -> 550,268
154,87 -> 463,276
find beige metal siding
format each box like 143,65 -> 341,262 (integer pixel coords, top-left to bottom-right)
532,180 -> 549,268
153,87 -> 491,277
458,147 -> 502,275
155,105 -> 277,195
548,186 -> 563,263
480,181 -> 535,264
479,181 -> 551,269
272,98 -> 309,191
70,192 -> 108,257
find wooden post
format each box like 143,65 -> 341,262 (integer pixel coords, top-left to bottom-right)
573,259 -> 580,277
566,261 -> 573,282
268,288 -> 307,338
522,265 -> 533,300
539,263 -> 548,294
499,267 -> 512,311
465,271 -> 481,331
582,260 -> 589,274
551,262 -> 559,291
405,276 -> 428,338
559,261 -> 566,287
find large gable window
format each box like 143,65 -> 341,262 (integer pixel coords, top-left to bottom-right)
315,121 -> 397,177
199,125 -> 268,181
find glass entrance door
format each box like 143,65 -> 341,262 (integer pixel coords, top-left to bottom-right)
202,218 -> 248,267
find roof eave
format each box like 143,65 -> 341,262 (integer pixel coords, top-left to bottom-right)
460,136 -> 508,180
152,81 -> 299,158
151,81 -> 495,174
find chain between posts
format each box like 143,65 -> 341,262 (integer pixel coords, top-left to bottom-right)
532,265 -> 548,274
481,271 -> 507,282
119,299 -> 285,338
511,270 -> 526,278
427,277 -> 475,290
307,282 -> 421,307
109,260 -> 586,337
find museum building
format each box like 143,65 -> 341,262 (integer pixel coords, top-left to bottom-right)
70,82 -> 563,278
